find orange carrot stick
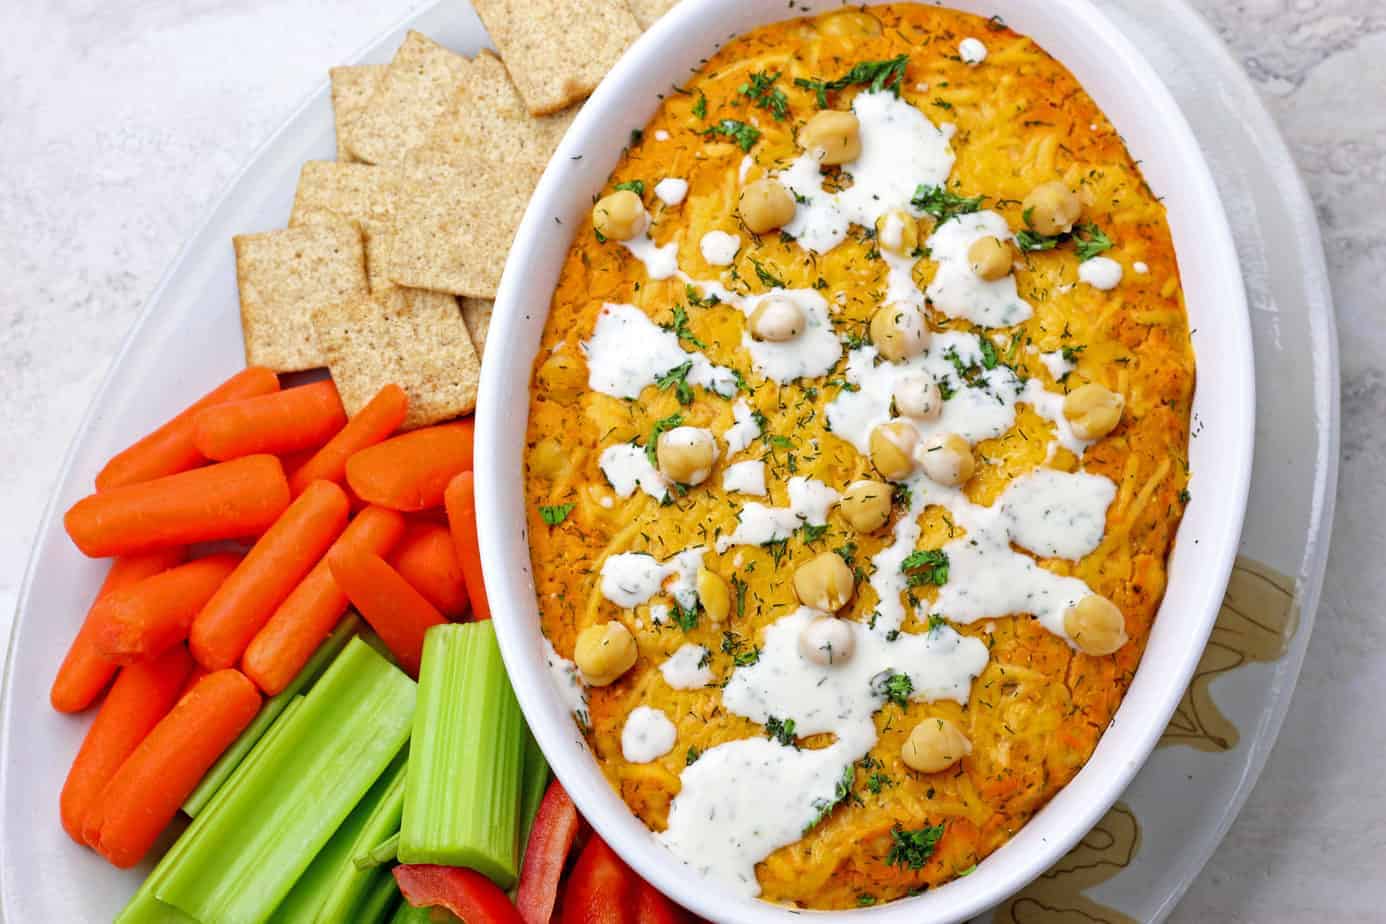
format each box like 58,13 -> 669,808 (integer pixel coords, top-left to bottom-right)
327,547 -> 445,676
90,554 -> 242,663
391,522 -> 469,619
189,480 -> 350,670
345,420 -> 475,512
241,505 -> 406,695
288,384 -> 409,498
193,379 -> 347,461
51,548 -> 187,713
92,669 -> 261,868
65,455 -> 291,558
95,367 -> 280,491
445,472 -> 490,621
60,645 -> 193,846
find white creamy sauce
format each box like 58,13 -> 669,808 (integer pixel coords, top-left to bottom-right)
649,603 -> 671,626
654,129 -> 670,141
1079,256 -> 1123,290
654,177 -> 688,206
722,459 -> 767,496
1039,348 -> 1075,382
620,232 -> 680,280
738,155 -> 754,183
777,90 -> 955,254
1133,260 -> 1149,274
599,443 -> 669,501
715,477 -> 839,551
924,211 -> 1034,327
722,398 -> 762,456
621,706 -> 678,763
1000,468 -> 1116,560
541,636 -> 588,726
699,230 -> 740,265
959,37 -> 988,64
583,303 -> 738,400
735,289 -> 842,382
599,547 -> 706,610
660,643 -> 715,690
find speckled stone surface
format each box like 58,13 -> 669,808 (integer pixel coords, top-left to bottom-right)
1,1 -> 1381,919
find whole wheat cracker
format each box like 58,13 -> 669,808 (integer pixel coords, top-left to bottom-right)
625,0 -> 681,29
342,31 -> 473,166
328,65 -> 386,163
460,298 -> 494,356
287,161 -> 400,292
428,49 -> 578,164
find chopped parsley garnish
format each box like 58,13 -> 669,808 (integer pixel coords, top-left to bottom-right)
692,90 -> 707,120
978,338 -> 999,370
1074,222 -> 1115,261
910,184 -> 985,224
685,746 -> 702,765
613,179 -> 645,197
798,523 -> 828,545
762,537 -> 789,568
901,549 -> 950,587
886,823 -> 946,870
1016,206 -> 1064,251
873,670 -> 913,707
794,55 -> 909,108
684,284 -> 720,308
749,257 -> 786,289
661,305 -> 707,349
655,361 -> 694,405
857,894 -> 878,907
805,764 -> 855,833
866,771 -> 893,794
537,503 -> 575,526
765,715 -> 797,748
1179,488 -> 1192,504
644,413 -> 685,466
738,70 -> 789,121
926,613 -> 948,635
672,598 -> 699,632
892,483 -> 913,510
704,118 -> 761,152
721,630 -> 760,667
1061,344 -> 1087,363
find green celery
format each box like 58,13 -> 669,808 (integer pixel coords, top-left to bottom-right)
116,696 -> 306,924
184,615 -> 361,816
391,904 -> 459,924
356,869 -> 402,923
399,622 -> 526,887
272,748 -> 407,923
353,832 -> 401,870
313,757 -> 408,922
516,724 -> 550,858
154,638 -> 416,924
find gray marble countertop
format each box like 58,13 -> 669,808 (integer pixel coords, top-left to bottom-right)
2,1 -> 1382,920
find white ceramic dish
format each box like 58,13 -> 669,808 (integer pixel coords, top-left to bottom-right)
478,1 -> 1255,922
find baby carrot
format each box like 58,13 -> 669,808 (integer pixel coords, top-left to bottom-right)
288,384 -> 409,497
193,379 -> 347,461
328,547 -> 446,676
345,419 -> 475,512
95,367 -> 280,491
60,645 -> 193,846
241,505 -> 406,695
93,669 -> 261,868
391,522 -> 469,619
91,553 -> 242,663
65,454 -> 291,558
51,548 -> 186,713
189,480 -> 350,671
444,472 -> 490,621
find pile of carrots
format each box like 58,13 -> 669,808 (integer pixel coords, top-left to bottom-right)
55,369 -> 489,870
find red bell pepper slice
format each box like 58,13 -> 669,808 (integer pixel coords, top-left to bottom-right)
560,834 -> 635,924
634,877 -> 691,924
394,864 -> 524,924
516,780 -> 582,924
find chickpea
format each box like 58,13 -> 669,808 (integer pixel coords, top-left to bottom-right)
574,621 -> 638,686
697,567 -> 731,624
749,296 -> 806,342
798,615 -> 856,666
1021,181 -> 1082,236
892,374 -> 942,420
869,302 -> 930,362
1062,383 -> 1124,440
967,235 -> 1013,281
869,420 -> 918,481
818,8 -> 882,36
799,110 -> 861,166
537,349 -> 587,401
839,479 -> 892,533
793,552 -> 856,612
1064,594 -> 1128,656
592,189 -> 649,241
655,426 -> 718,485
738,178 -> 796,234
875,209 -> 920,257
916,432 -> 975,487
901,718 -> 972,773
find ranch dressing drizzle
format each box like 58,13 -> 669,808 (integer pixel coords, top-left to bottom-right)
1078,255 -> 1123,290
924,211 -> 1034,327
721,398 -> 761,456
715,477 -> 839,551
1001,468 -> 1116,560
541,636 -> 588,726
660,643 -> 715,690
722,459 -> 767,496
699,230 -> 740,266
599,547 -> 706,610
620,233 -> 680,280
1038,348 -> 1075,382
583,303 -> 738,399
654,177 -> 688,206
622,706 -> 678,763
598,443 -> 669,501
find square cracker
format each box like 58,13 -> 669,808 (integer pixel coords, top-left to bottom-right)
387,149 -> 544,299
460,298 -> 494,355
625,0 -> 681,29
428,50 -> 578,163
470,0 -> 642,115
312,292 -> 480,428
288,161 -> 400,292
343,31 -> 472,166
328,65 -> 385,162
233,221 -> 368,372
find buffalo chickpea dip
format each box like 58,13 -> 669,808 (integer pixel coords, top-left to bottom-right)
525,3 -> 1194,911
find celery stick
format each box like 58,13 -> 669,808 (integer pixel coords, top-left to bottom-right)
155,638 -> 416,924
353,831 -> 401,870
399,622 -> 526,887
273,747 -> 408,923
356,869 -> 402,923
516,724 -> 550,860
117,696 -> 306,924
184,615 -> 361,816
391,904 -> 458,924
312,757 -> 409,923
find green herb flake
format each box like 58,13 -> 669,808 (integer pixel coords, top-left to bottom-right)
794,55 -> 909,108
910,184 -> 985,224
613,179 -> 645,197
901,549 -> 950,587
805,764 -> 855,833
739,70 -> 789,121
1074,222 -> 1115,261
886,823 -> 946,870
704,118 -> 761,152
538,503 -> 575,526
655,361 -> 695,405
644,413 -> 685,466
765,715 -> 798,748
873,670 -> 914,707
